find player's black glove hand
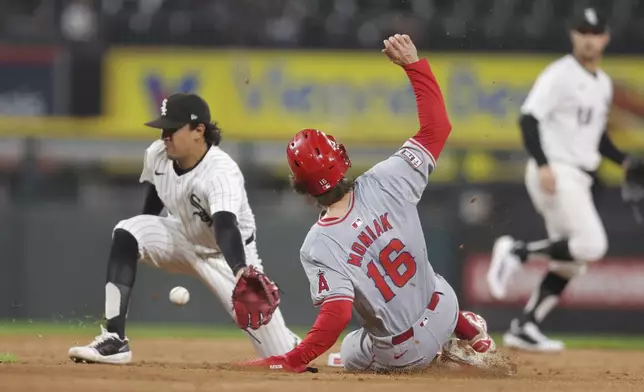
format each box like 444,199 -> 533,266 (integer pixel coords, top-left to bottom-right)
621,157 -> 644,223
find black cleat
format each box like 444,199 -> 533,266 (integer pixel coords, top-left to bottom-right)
68,326 -> 132,364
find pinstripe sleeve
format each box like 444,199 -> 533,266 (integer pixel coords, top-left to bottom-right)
520,63 -> 563,121
139,140 -> 164,184
204,173 -> 243,215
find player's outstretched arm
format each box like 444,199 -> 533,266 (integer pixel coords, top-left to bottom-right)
217,212 -> 282,331
283,299 -> 352,368
383,34 -> 452,160
238,245 -> 354,372
364,34 -> 451,204
203,173 -> 280,330
212,211 -> 247,276
237,297 -> 352,373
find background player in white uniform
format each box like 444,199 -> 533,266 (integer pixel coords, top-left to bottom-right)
486,8 -> 633,352
68,93 -> 299,364
237,34 -> 495,374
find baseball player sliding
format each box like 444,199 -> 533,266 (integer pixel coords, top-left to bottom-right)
487,8 -> 644,352
68,93 -> 299,364
237,34 -> 496,373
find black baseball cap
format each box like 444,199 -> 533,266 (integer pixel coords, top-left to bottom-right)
571,7 -> 608,34
144,93 -> 211,129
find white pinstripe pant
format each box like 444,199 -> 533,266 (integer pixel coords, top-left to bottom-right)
525,160 -> 608,278
114,214 -> 301,357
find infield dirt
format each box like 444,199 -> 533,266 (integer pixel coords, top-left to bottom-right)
1,335 -> 643,392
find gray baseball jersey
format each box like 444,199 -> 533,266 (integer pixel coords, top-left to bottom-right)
300,137 -> 437,337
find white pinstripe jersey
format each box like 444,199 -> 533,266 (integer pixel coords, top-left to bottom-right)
521,55 -> 612,171
140,140 -> 256,256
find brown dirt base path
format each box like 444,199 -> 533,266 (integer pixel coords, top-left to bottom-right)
1,335 -> 644,392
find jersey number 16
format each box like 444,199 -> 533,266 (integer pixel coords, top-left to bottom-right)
366,238 -> 417,302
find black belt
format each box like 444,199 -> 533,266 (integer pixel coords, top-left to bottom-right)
580,168 -> 604,200
582,168 -> 597,179
245,233 -> 255,246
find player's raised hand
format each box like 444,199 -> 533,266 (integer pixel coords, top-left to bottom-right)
382,34 -> 419,66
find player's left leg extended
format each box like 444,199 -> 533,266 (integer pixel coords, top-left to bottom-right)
193,241 -> 301,358
68,215 -> 198,364
340,275 -> 458,373
502,164 -> 607,352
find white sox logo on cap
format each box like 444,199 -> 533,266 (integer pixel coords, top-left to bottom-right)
584,8 -> 598,25
161,98 -> 168,116
145,93 -> 211,130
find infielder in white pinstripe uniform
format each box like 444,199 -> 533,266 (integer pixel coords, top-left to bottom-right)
68,93 -> 300,364
486,9 -> 631,353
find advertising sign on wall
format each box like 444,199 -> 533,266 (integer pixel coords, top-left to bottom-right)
102,48 -> 644,147
0,45 -> 60,116
463,254 -> 644,309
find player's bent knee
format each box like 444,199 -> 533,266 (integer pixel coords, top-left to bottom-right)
113,216 -> 151,240
340,330 -> 371,372
341,357 -> 367,372
585,241 -> 607,262
113,218 -> 133,236
549,261 -> 587,279
342,360 -> 364,372
570,233 -> 607,262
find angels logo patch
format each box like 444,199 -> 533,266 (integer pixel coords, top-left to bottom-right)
399,148 -> 423,168
317,270 -> 330,294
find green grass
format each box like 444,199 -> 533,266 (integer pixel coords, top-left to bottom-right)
0,319 -> 311,339
1,320 -> 644,350
489,333 -> 644,350
0,352 -> 17,363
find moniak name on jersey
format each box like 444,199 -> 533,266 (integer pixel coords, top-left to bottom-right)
347,213 -> 393,267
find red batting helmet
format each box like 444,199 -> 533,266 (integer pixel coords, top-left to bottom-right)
286,129 -> 352,196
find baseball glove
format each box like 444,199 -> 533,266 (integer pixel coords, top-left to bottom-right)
622,157 -> 644,223
232,266 -> 281,330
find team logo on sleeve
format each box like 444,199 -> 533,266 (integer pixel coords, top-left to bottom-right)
317,270 -> 330,294
399,148 -> 423,168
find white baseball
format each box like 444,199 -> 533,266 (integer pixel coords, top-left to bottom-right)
169,286 -> 190,306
